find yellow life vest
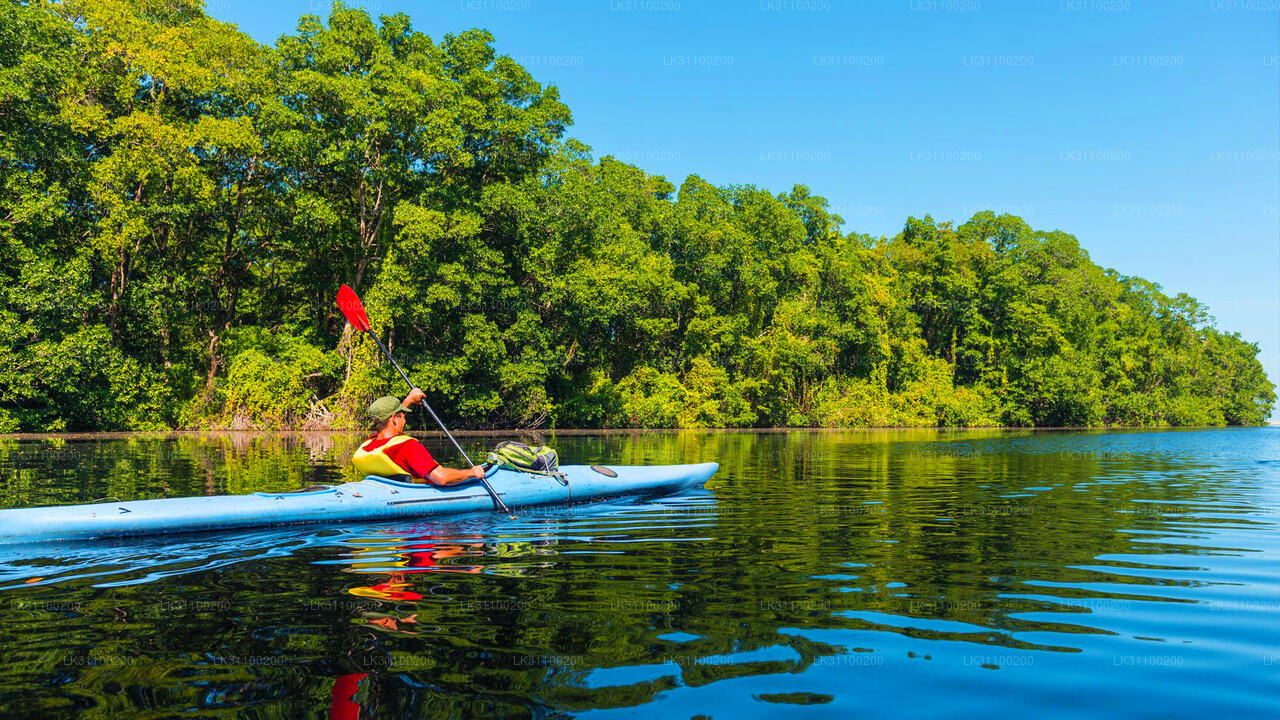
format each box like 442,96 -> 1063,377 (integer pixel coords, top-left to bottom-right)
352,435 -> 417,478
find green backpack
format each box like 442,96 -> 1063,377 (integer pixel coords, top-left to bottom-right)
488,441 -> 568,485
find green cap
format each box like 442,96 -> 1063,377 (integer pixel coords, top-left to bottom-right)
367,396 -> 412,423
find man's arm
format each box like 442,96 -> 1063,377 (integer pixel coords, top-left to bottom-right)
397,389 -> 485,486
401,387 -> 426,410
426,465 -> 488,487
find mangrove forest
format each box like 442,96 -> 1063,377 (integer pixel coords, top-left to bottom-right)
0,0 -> 1273,431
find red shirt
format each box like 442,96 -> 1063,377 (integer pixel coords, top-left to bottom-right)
364,436 -> 439,479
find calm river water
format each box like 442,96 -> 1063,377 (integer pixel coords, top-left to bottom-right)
0,428 -> 1276,717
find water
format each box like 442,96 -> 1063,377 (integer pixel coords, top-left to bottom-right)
0,428 -> 1276,717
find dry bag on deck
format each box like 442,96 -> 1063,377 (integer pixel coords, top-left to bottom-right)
488,441 -> 568,485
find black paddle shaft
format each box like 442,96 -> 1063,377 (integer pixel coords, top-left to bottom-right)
363,330 -> 514,517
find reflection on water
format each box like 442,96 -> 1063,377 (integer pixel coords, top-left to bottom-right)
0,429 -> 1277,718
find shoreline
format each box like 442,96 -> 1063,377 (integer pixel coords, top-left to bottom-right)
0,425 -> 1266,441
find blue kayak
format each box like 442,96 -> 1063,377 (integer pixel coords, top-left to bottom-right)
0,462 -> 718,544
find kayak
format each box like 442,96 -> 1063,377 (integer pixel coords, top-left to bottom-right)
0,462 -> 718,544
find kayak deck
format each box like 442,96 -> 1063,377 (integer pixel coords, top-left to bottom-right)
0,462 -> 719,544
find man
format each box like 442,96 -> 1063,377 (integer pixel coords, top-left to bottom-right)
351,388 -> 487,485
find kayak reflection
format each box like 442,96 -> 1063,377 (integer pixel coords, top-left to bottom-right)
0,512 -> 568,590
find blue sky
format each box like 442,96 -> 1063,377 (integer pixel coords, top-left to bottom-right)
209,0 -> 1280,415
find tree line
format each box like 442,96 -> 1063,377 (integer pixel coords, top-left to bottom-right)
0,0 -> 1272,431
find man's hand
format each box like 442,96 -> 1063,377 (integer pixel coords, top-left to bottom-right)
403,387 -> 426,406
470,465 -> 487,479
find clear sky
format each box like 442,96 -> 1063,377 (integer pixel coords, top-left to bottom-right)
208,0 -> 1280,416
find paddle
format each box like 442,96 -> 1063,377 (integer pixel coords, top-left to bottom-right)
336,284 -> 516,519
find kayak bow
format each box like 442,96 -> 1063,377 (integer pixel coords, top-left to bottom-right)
0,462 -> 718,544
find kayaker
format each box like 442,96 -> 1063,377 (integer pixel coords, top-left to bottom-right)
352,390 -> 487,485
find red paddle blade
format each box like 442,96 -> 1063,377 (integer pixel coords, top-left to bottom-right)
336,284 -> 372,332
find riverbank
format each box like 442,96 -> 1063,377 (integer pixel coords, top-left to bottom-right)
1,424 -> 1267,442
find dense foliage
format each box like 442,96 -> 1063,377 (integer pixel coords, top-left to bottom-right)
0,0 -> 1272,431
